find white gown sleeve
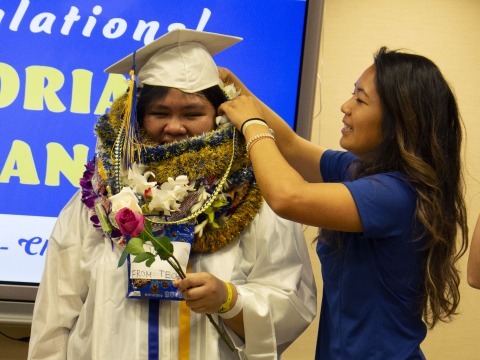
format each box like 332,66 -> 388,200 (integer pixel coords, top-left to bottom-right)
231,203 -> 317,359
28,191 -> 95,360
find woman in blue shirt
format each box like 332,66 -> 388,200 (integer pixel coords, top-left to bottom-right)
219,47 -> 468,359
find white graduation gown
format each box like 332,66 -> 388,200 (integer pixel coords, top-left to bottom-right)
28,191 -> 317,360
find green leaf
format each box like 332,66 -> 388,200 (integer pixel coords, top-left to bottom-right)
125,237 -> 146,255
117,249 -> 129,268
212,198 -> 228,208
207,210 -> 215,223
139,230 -> 149,241
150,235 -> 174,260
133,252 -> 155,263
144,220 -> 153,234
95,202 -> 112,234
145,257 -> 156,267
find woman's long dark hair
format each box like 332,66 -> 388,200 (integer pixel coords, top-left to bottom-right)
374,47 -> 468,328
136,84 -> 228,127
322,47 -> 468,328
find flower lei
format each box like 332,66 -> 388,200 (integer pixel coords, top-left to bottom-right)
81,85 -> 263,253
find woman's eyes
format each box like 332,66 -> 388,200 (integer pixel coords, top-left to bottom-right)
351,92 -> 365,105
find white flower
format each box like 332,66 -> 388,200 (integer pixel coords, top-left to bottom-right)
148,176 -> 195,215
190,186 -> 209,214
109,186 -> 142,214
216,115 -> 229,126
126,163 -> 157,195
194,218 -> 208,238
148,187 -> 180,215
222,84 -> 240,100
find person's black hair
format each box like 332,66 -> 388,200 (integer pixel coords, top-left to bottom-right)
372,47 -> 468,329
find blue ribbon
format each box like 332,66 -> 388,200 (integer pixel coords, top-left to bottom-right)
148,300 -> 160,359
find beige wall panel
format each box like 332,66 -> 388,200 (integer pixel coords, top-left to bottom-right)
285,0 -> 480,359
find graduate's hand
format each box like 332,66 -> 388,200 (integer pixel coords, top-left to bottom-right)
174,272 -> 229,314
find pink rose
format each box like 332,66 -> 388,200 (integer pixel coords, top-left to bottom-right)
115,208 -> 145,237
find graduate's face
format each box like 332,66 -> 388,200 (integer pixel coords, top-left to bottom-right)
339,65 -> 383,158
143,88 -> 216,144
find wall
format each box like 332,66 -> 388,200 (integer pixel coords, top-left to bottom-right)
284,0 -> 480,359
3,0 -> 480,359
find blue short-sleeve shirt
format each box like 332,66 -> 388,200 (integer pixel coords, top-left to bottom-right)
316,150 -> 427,359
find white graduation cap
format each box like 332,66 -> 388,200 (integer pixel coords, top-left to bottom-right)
105,28 -> 243,93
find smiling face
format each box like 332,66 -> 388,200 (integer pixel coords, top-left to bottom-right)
142,88 -> 217,144
339,65 -> 384,159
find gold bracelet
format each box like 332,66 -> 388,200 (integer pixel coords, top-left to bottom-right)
245,132 -> 275,156
217,282 -> 234,314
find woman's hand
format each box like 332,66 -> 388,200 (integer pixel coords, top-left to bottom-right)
218,67 -> 233,85
174,272 -> 230,314
218,66 -> 252,96
218,94 -> 264,131
218,66 -> 266,130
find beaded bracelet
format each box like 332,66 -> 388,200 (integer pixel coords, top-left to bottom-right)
241,118 -> 268,136
217,282 -> 234,314
245,132 -> 275,156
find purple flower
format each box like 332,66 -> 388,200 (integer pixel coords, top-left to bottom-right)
80,159 -> 98,209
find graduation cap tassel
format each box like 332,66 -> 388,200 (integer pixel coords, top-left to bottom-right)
121,51 -> 142,171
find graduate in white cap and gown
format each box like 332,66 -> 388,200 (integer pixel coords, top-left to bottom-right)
28,29 -> 317,360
